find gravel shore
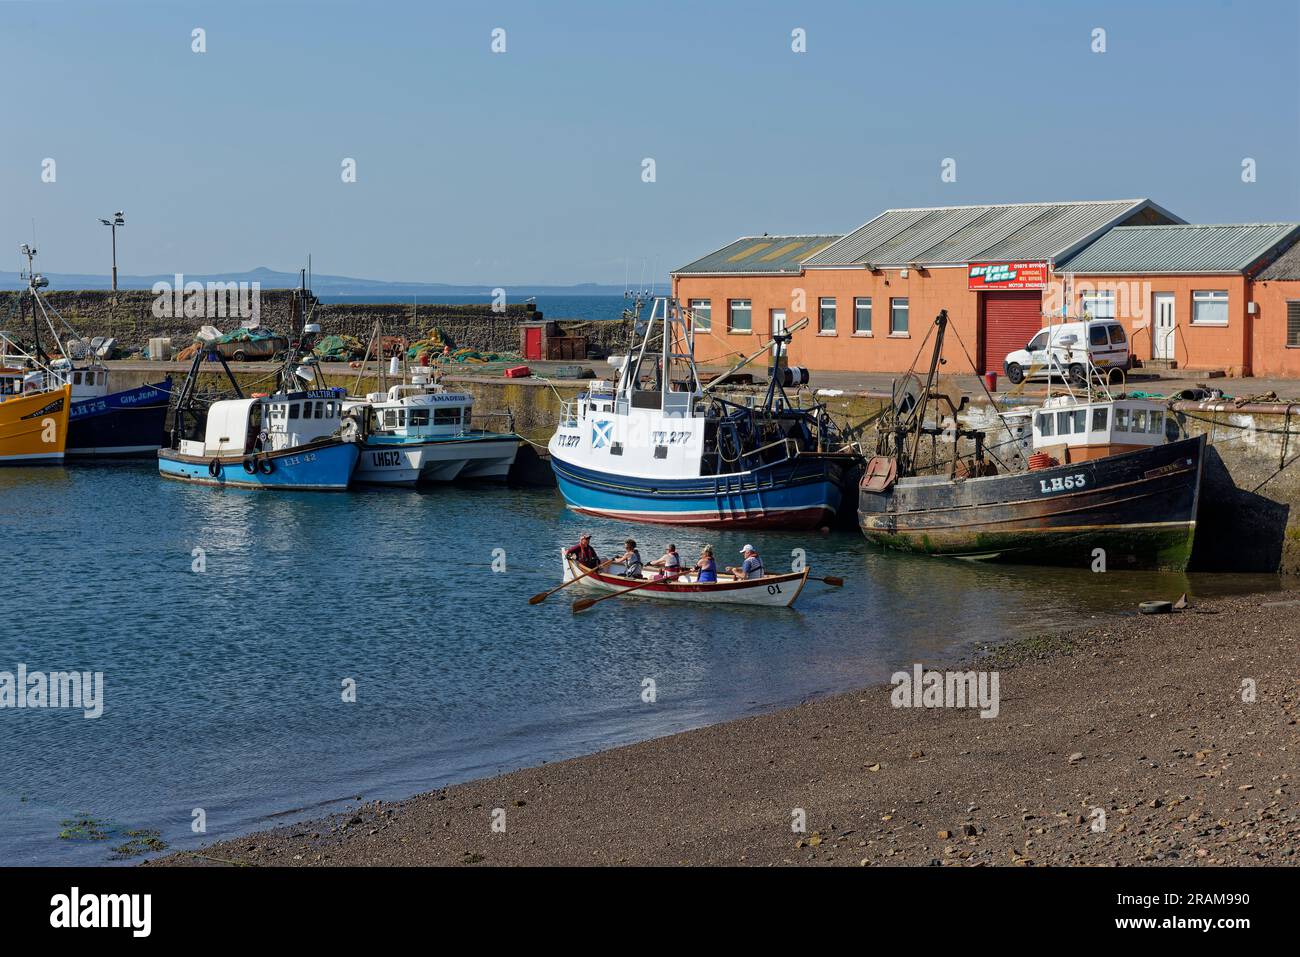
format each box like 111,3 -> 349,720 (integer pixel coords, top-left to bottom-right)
150,593 -> 1298,867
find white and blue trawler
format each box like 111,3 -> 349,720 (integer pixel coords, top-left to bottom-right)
157,278 -> 361,491
547,297 -> 860,529
343,372 -> 521,486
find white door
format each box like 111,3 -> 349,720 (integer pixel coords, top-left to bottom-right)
1153,293 -> 1176,360
770,309 -> 786,355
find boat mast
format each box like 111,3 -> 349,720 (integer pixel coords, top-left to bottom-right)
907,309 -> 949,470
19,244 -> 52,366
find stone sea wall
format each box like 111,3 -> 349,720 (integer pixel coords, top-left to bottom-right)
0,289 -> 634,357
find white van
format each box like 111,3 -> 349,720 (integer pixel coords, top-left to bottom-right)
1003,320 -> 1130,385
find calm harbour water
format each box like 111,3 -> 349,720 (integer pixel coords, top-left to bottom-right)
0,462 -> 1285,865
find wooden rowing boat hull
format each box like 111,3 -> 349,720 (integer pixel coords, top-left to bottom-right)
563,556 -> 808,607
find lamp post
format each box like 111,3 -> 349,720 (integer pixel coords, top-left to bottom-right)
99,211 -> 125,291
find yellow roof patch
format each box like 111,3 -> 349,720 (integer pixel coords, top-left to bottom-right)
758,241 -> 806,262
727,241 -> 773,263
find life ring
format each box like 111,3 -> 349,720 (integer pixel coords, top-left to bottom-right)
242,456 -> 258,474
208,458 -> 222,478
258,456 -> 275,475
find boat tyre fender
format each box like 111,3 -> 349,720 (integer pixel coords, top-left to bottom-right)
258,456 -> 275,475
242,456 -> 258,474
1139,600 -> 1174,615
208,458 -> 222,478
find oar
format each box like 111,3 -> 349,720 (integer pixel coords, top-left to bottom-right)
528,558 -> 614,605
572,575 -> 665,614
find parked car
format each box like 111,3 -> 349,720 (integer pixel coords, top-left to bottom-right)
1003,320 -> 1130,385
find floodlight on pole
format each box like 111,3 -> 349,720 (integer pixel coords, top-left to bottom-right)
99,211 -> 125,291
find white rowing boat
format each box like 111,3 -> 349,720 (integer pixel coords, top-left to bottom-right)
562,554 -> 809,608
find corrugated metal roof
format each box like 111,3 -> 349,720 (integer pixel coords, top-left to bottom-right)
1242,229 -> 1300,280
802,199 -> 1178,268
672,235 -> 841,276
1058,223 -> 1300,275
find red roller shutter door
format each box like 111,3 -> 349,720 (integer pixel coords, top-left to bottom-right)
982,291 -> 1043,373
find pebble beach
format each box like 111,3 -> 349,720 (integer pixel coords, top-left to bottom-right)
149,592 -> 1298,867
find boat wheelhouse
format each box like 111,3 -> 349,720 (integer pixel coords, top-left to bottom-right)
344,373 -> 521,486
1021,394 -> 1177,461
547,297 -> 859,528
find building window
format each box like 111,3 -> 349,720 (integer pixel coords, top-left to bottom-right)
1081,290 -> 1116,319
818,297 -> 837,334
854,297 -> 872,335
688,299 -> 711,333
1288,301 -> 1300,347
1192,290 -> 1229,326
728,299 -> 752,333
890,297 -> 909,335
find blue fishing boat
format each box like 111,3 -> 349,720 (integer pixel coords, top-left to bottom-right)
158,390 -> 360,490
158,273 -> 361,491
547,297 -> 860,529
61,365 -> 171,457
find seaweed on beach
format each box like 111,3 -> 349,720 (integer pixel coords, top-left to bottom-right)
58,814 -> 111,842
58,814 -> 170,859
111,829 -> 169,859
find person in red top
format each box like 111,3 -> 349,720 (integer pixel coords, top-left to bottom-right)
564,533 -> 600,569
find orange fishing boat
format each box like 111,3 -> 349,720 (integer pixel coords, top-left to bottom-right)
0,366 -> 71,465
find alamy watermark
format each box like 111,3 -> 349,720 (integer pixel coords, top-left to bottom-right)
151,274 -> 261,320
890,664 -> 999,718
1,663 -> 103,718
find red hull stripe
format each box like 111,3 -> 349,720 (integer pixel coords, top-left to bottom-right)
575,564 -> 804,593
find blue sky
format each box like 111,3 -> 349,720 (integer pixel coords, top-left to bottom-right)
2,0 -> 1297,284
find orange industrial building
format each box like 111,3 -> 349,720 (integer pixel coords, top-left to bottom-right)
671,199 -> 1300,379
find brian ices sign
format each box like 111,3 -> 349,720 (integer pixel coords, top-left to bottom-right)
968,261 -> 1048,290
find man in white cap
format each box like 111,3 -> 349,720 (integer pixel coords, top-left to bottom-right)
728,543 -> 765,580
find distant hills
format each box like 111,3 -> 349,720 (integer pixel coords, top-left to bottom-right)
0,266 -> 667,297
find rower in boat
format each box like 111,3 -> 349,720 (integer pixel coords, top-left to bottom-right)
691,546 -> 718,583
563,533 -> 600,567
614,539 -> 644,579
648,544 -> 682,581
727,544 -> 765,580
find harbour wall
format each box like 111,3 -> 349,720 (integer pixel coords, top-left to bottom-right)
0,289 -> 634,357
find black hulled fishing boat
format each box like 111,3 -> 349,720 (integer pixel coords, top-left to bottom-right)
858,309 -> 1205,570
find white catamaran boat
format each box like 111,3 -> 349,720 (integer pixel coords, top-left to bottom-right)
338,370 -> 521,486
